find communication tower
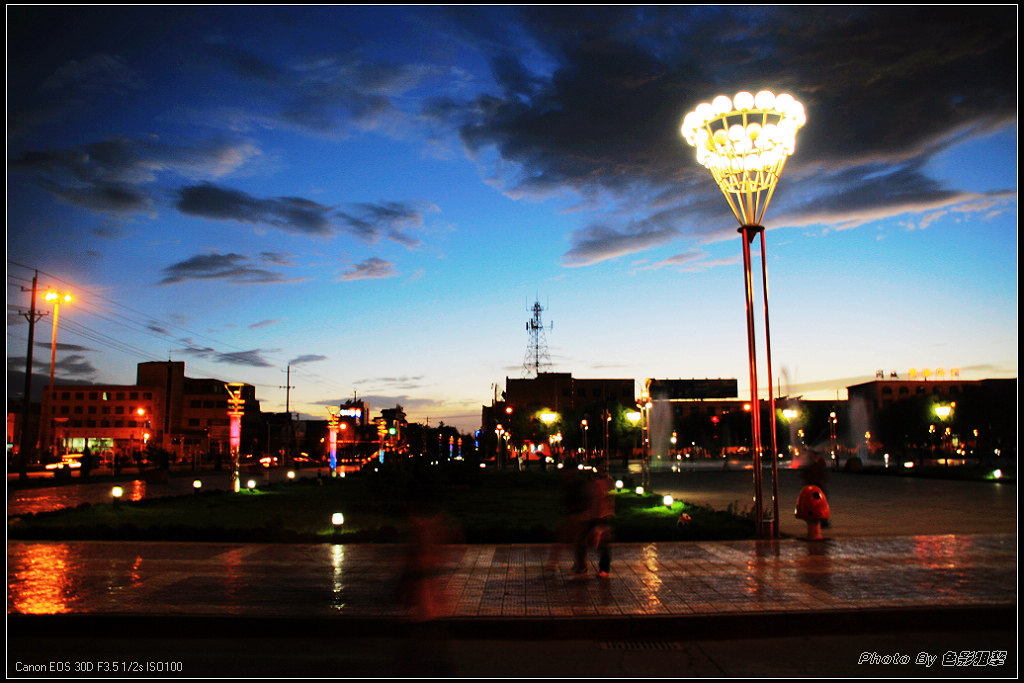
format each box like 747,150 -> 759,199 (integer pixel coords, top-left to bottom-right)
522,299 -> 552,378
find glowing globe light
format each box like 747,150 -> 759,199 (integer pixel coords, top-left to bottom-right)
663,495 -> 674,508
681,90 -> 806,227
331,512 -> 345,526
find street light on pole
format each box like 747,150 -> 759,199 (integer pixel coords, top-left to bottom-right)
681,89 -> 806,538
44,290 -> 72,389
43,290 -> 72,458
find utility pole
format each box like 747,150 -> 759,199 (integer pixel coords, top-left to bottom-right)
18,271 -> 47,482
280,365 -> 295,466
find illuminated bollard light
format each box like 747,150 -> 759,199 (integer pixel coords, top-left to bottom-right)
663,495 -> 674,508
112,486 -> 123,508
246,479 -> 257,492
331,512 -> 345,526
635,486 -> 644,496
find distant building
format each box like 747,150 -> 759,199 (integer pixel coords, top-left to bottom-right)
503,372 -> 636,414
37,361 -> 260,465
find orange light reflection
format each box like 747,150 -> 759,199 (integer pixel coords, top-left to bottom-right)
9,544 -> 73,614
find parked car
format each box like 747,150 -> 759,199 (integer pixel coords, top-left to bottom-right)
44,453 -> 84,471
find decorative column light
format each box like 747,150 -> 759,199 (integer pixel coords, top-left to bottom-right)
681,89 -> 806,538
327,407 -> 340,474
225,383 -> 246,493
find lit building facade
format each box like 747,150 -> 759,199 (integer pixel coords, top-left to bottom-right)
37,361 -> 260,465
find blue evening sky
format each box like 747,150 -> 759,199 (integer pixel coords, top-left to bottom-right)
7,6 -> 1017,431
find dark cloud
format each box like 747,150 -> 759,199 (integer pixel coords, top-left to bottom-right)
336,200 -> 434,246
9,138 -> 259,216
176,184 -> 334,235
157,252 -> 296,285
53,354 -> 98,379
206,40 -> 443,136
562,222 -> 678,268
288,354 -> 327,366
341,257 -> 397,281
259,251 -> 294,265
180,344 -> 274,368
215,350 -> 274,367
433,6 -> 1016,264
34,341 -> 92,353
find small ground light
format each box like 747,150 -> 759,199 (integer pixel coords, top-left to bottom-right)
991,469 -> 1003,479
332,512 -> 344,526
247,479 -> 256,491
615,479 -> 624,489
112,486 -> 123,508
635,486 -> 644,495
663,495 -> 674,508
193,479 -> 202,490
287,470 -> 295,480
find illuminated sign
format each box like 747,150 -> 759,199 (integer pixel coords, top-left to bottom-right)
908,368 -> 961,379
339,408 -> 362,418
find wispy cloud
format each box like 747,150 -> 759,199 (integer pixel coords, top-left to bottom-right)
340,257 -> 397,281
157,252 -> 300,285
288,354 -> 327,366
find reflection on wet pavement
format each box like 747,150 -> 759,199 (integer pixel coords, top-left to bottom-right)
7,535 -> 1015,620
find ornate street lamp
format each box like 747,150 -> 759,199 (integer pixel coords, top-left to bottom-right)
327,407 -> 340,474
225,383 -> 246,492
681,90 -> 806,538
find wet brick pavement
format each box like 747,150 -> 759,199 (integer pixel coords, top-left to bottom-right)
7,535 -> 1015,636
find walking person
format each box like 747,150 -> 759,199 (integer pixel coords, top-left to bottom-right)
572,463 -> 615,578
547,460 -> 590,571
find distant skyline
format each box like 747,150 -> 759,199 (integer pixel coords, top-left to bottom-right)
7,6 -> 1017,432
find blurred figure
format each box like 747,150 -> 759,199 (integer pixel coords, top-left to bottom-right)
396,486 -> 460,677
399,497 -> 459,621
573,463 -> 615,578
547,461 -> 590,571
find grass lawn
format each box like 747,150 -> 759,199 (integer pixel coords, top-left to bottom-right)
7,462 -> 755,544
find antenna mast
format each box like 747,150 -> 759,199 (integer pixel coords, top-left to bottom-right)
522,298 -> 552,378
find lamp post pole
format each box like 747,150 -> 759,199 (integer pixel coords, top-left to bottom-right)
44,290 -> 72,459
681,89 -> 806,538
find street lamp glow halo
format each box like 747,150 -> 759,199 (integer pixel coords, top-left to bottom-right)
681,90 -> 805,226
